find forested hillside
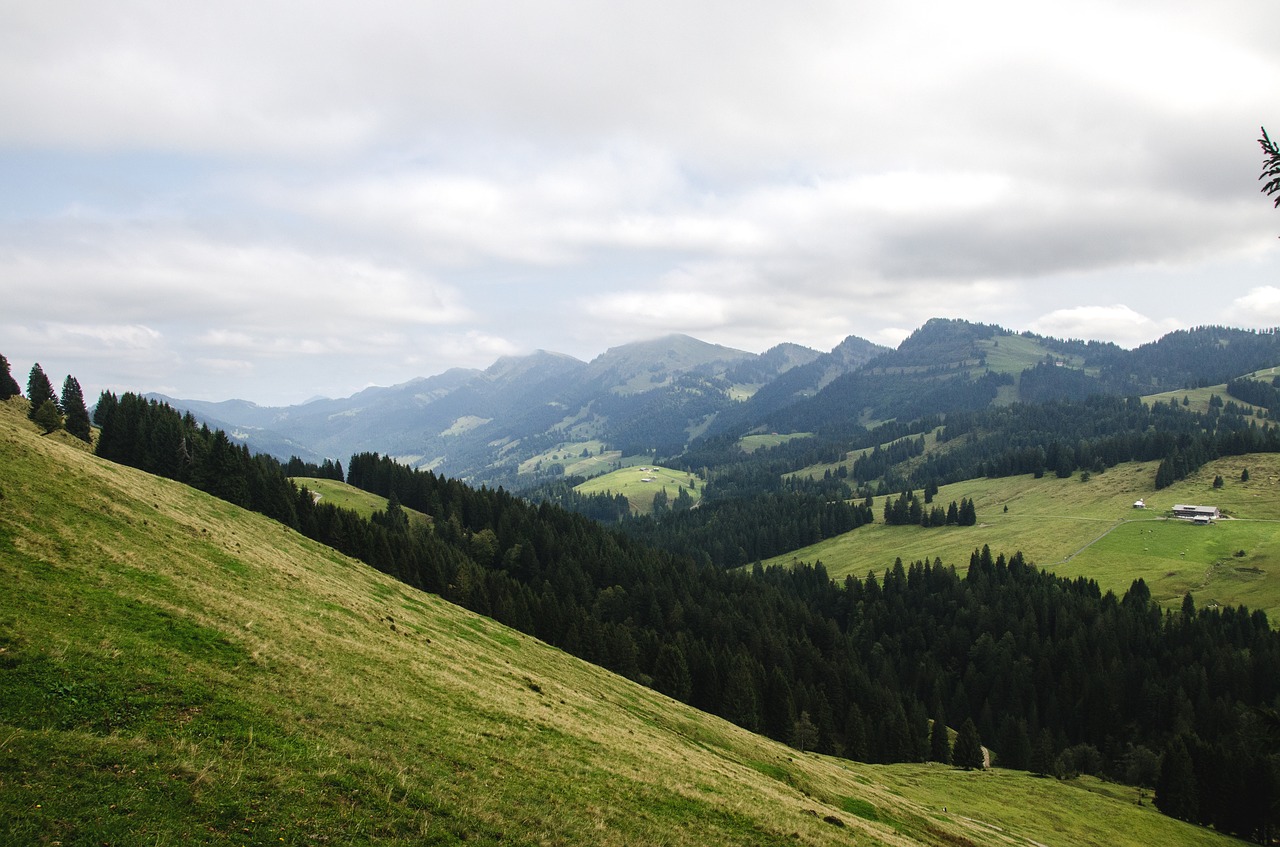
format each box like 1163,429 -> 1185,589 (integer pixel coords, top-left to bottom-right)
85,388 -> 1280,840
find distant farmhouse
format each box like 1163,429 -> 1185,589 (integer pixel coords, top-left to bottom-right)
1172,504 -> 1219,523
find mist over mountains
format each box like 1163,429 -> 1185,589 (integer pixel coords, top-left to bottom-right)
150,319 -> 1280,487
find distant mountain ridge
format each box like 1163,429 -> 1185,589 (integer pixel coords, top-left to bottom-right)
151,332 -> 854,483
152,320 -> 1280,487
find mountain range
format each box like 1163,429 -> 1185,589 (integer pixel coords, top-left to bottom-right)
151,319 -> 1280,487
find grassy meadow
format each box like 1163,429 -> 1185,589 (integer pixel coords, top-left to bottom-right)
291,476 -> 431,527
573,463 -> 703,514
764,454 -> 1280,619
516,439 -> 622,479
0,397 -> 1249,846
738,432 -> 813,453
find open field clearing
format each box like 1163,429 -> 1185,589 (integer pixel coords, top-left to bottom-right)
765,454 -> 1280,619
516,439 -> 620,478
574,463 -> 703,514
738,432 -> 813,453
291,476 -> 431,527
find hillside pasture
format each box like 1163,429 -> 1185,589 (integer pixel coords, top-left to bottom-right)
574,463 -> 702,514
0,396 -> 1244,847
766,454 -> 1280,620
516,439 -> 620,478
1143,383 -> 1263,417
738,431 -> 813,453
291,476 -> 431,527
791,426 -> 946,482
975,332 -> 1085,376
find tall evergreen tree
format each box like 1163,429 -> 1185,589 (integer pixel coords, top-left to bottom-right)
953,718 -> 985,770
652,642 -> 693,702
929,712 -> 952,764
1155,736 -> 1198,821
61,375 -> 92,443
0,353 -> 20,400
26,363 -> 56,422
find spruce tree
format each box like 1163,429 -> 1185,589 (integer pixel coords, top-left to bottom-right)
0,353 -> 20,400
953,718 -> 985,770
61,375 -> 92,443
33,399 -> 62,434
652,642 -> 693,702
1155,736 -> 1198,821
929,712 -> 952,764
26,363 -> 56,421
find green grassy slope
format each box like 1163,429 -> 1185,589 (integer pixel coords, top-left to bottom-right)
291,476 -> 431,527
574,463 -> 702,514
765,456 -> 1280,619
0,399 -> 1248,846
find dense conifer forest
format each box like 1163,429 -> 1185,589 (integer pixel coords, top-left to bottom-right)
86,388 -> 1280,841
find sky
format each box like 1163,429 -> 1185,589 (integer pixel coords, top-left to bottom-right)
3,0 -> 1280,406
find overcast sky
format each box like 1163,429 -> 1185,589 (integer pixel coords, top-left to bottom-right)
4,1 -> 1280,405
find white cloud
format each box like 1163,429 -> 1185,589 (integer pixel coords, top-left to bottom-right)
1029,304 -> 1183,347
3,0 -> 1279,402
1227,286 -> 1280,326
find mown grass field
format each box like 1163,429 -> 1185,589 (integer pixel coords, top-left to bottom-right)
765,454 -> 1280,620
573,463 -> 703,514
291,476 -> 432,528
0,397 -> 1245,846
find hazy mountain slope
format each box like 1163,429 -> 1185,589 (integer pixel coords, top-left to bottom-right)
757,321 -> 1280,436
156,335 -> 798,484
705,334 -> 889,436
0,398 -> 1236,847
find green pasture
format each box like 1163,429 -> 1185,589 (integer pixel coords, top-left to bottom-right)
291,476 -> 431,527
766,454 -> 1280,620
975,333 -> 1085,376
1143,383 -> 1263,417
0,396 -> 1243,847
516,439 -> 622,478
738,431 -> 813,453
791,426 -> 946,482
574,463 -> 703,514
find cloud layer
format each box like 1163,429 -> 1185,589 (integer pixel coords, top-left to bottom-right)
3,1 -> 1279,403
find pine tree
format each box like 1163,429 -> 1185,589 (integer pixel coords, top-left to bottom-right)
929,713 -> 952,764
1155,736 -> 1198,821
953,718 -> 985,770
652,642 -> 693,702
843,703 -> 870,762
26,363 -> 56,421
33,399 -> 63,434
61,375 -> 92,443
0,354 -> 20,400
1030,729 -> 1058,777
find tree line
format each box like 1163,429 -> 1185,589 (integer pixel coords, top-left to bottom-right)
0,355 -> 92,443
